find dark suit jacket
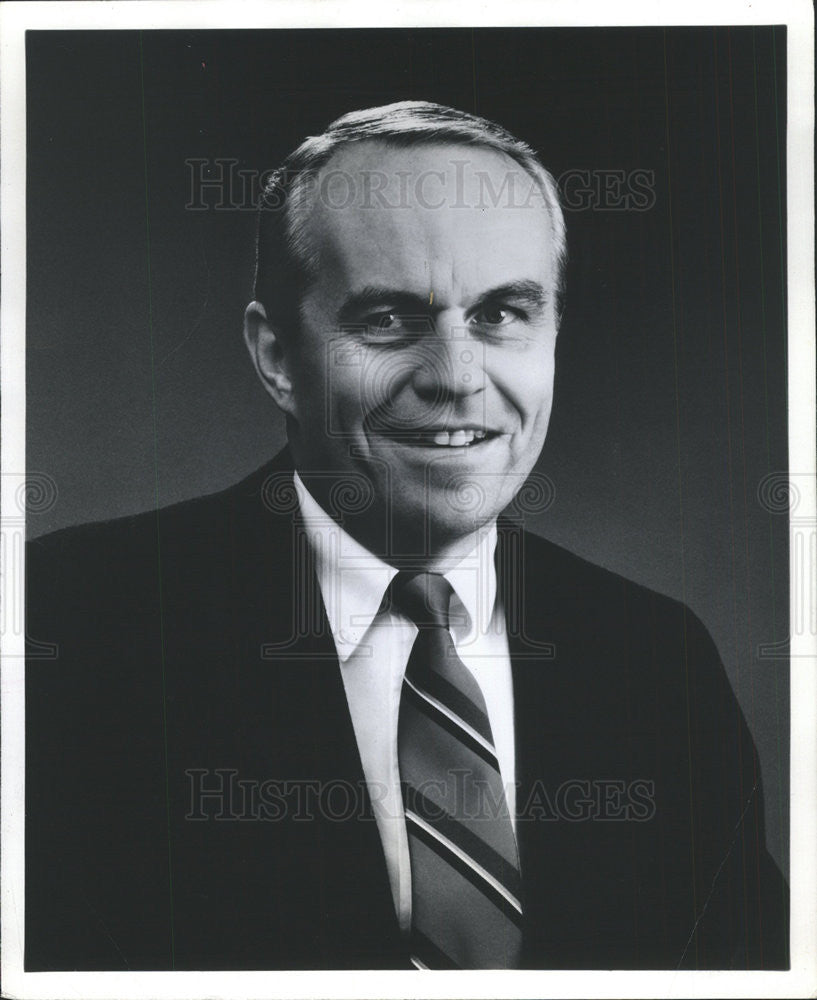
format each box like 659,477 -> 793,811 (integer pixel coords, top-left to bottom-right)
25,449 -> 788,970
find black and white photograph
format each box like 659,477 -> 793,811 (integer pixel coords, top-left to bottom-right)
1,1 -> 814,997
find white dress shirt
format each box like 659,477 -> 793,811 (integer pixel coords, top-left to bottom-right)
293,473 -> 516,932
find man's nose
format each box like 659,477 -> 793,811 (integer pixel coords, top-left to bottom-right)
410,319 -> 483,401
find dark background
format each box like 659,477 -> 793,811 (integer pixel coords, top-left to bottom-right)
26,27 -> 789,874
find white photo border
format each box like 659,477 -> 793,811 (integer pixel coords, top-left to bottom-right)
2,1 -> 814,998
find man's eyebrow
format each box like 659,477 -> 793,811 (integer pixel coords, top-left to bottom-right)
337,287 -> 429,324
336,280 -> 549,324
471,280 -> 549,311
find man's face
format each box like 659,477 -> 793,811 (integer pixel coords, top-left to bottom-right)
280,141 -> 559,553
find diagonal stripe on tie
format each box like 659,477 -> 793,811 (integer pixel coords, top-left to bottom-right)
404,785 -> 523,900
394,571 -> 523,970
410,664 -> 494,744
405,810 -> 523,922
400,678 -> 499,768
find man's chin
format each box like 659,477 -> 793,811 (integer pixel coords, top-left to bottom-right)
387,496 -> 501,560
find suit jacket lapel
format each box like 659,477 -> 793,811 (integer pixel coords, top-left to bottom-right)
497,520 -> 564,964
232,455 -> 407,966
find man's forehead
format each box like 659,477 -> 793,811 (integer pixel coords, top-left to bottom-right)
300,139 -> 553,274
305,139 -> 548,214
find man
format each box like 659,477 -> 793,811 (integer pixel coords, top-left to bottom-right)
25,101 -> 787,971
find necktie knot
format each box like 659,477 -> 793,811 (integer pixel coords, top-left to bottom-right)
390,571 -> 452,630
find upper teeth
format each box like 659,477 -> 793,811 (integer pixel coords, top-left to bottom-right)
430,429 -> 487,447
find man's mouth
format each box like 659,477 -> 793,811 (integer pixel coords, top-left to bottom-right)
377,427 -> 500,448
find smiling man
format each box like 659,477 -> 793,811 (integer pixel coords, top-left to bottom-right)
245,134 -> 560,563
25,102 -> 788,972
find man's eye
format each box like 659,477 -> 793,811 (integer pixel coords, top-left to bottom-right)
364,313 -> 404,340
364,313 -> 430,339
373,311 -> 400,330
472,305 -> 517,327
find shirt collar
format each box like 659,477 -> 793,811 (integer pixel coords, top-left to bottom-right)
445,527 -> 498,644
294,472 -> 498,660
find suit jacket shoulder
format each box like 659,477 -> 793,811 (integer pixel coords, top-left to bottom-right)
499,523 -> 788,969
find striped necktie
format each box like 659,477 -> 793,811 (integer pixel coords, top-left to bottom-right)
393,571 -> 523,969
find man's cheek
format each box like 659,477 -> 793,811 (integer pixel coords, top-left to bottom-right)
361,348 -> 420,407
499,377 -> 551,430
518,364 -> 555,422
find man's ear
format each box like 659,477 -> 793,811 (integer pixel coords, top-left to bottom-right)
243,301 -> 297,415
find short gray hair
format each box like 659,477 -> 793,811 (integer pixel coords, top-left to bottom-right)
254,101 -> 566,334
